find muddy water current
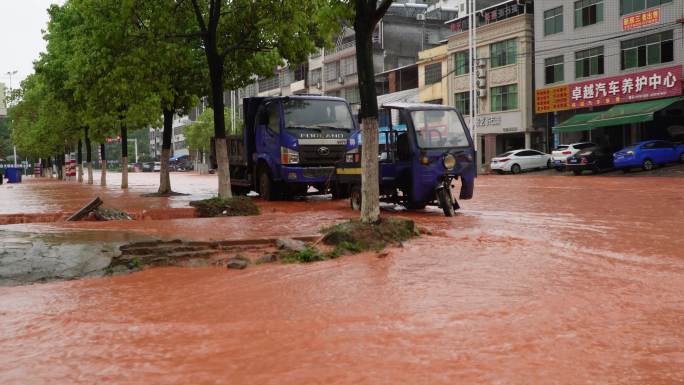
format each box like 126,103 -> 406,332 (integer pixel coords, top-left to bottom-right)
1,175 -> 683,384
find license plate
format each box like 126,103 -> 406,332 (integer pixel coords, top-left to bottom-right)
554,160 -> 562,165
569,159 -> 578,164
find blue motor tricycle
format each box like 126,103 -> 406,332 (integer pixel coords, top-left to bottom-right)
336,103 -> 476,216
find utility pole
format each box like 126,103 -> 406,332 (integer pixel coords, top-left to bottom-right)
6,70 -> 18,167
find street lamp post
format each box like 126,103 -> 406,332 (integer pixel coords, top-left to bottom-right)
6,70 -> 18,167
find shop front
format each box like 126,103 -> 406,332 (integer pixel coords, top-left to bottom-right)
465,111 -> 540,168
537,65 -> 683,150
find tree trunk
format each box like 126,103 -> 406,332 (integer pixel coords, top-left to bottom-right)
77,139 -> 83,183
206,48 -> 232,198
47,157 -> 53,178
56,155 -> 64,180
100,143 -> 107,187
85,127 -> 93,184
360,117 -> 380,222
121,125 -> 128,189
354,20 -> 381,223
158,108 -> 174,194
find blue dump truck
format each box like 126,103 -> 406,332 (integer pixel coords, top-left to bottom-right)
212,95 -> 359,200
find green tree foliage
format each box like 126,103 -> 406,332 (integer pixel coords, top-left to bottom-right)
176,0 -> 343,198
185,107 -> 241,157
0,118 -> 11,159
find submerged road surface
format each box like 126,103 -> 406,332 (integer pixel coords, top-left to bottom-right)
1,174 -> 683,384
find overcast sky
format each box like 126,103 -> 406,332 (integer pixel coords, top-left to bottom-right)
0,0 -> 65,89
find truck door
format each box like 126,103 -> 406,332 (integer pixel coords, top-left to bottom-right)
256,101 -> 282,173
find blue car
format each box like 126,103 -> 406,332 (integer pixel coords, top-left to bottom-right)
613,140 -> 684,172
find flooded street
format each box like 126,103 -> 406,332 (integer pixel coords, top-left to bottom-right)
1,173 -> 684,384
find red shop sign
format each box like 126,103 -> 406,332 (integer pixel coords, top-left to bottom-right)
568,65 -> 681,109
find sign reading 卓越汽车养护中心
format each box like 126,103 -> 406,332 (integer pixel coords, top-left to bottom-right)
535,65 -> 682,113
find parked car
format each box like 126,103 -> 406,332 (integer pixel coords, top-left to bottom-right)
613,140 -> 684,172
565,146 -> 614,175
551,142 -> 597,171
142,162 -> 154,172
153,162 -> 161,172
490,149 -> 552,174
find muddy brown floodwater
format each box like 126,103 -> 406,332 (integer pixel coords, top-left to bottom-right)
1,174 -> 684,385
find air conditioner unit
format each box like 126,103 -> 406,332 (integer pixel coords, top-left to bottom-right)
476,68 -> 486,79
477,89 -> 487,98
477,58 -> 487,68
476,78 -> 487,88
416,13 -> 426,21
337,76 -> 345,84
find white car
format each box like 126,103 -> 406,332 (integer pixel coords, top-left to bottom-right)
490,149 -> 552,174
551,142 -> 597,170
153,162 -> 161,172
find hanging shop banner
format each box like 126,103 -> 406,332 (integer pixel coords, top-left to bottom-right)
622,8 -> 661,31
535,65 -> 682,113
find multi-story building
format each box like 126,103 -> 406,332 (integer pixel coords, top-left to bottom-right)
535,0 -> 684,149
0,83 -> 7,117
418,45 -> 449,104
446,0 -> 537,170
323,1 -> 457,113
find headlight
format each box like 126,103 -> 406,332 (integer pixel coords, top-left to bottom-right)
345,148 -> 360,163
443,154 -> 456,170
280,147 -> 299,164
626,151 -> 634,156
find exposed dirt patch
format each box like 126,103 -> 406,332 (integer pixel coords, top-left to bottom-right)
322,217 -> 419,254
189,197 -> 260,217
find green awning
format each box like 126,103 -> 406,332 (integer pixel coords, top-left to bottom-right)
552,111 -> 602,133
589,96 -> 683,128
552,96 -> 683,133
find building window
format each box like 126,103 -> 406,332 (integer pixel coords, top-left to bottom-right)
258,76 -> 279,92
341,57 -> 357,76
544,7 -> 563,36
491,84 -> 518,112
309,68 -> 322,88
575,46 -> 604,79
424,63 -> 442,85
325,61 -> 340,81
454,92 -> 470,114
345,87 -> 360,104
620,0 -> 672,15
621,30 -> 673,69
454,51 -> 469,76
490,39 -> 517,68
574,0 -> 603,28
545,56 -> 565,84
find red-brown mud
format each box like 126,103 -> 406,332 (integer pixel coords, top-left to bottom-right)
1,174 -> 683,384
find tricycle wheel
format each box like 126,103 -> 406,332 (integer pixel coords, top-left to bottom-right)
350,185 -> 361,211
437,187 -> 455,217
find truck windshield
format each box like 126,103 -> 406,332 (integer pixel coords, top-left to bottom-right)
283,99 -> 353,130
410,109 -> 469,149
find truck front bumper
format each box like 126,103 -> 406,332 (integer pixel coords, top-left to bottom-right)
279,166 -> 337,183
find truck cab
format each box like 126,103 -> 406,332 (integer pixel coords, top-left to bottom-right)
216,95 -> 359,200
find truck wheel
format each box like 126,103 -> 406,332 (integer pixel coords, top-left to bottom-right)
258,169 -> 279,201
331,183 -> 350,200
350,185 -> 361,211
437,187 -> 455,217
